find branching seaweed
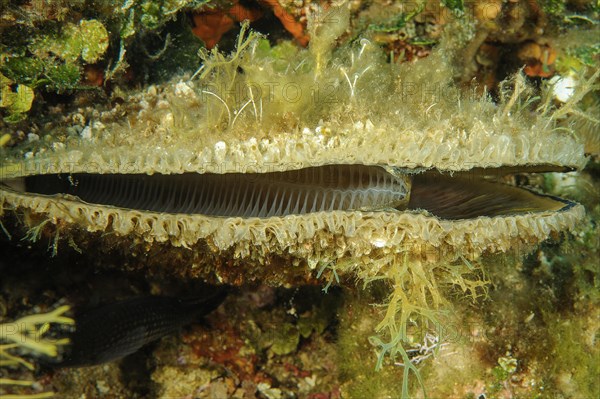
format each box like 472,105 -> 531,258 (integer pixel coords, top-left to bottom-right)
22,219 -> 60,256
0,220 -> 11,240
316,262 -> 340,293
356,250 -> 488,398
22,219 -> 51,244
0,305 -> 73,398
192,22 -> 263,129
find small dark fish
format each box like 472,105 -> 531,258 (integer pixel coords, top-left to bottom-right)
57,291 -> 226,367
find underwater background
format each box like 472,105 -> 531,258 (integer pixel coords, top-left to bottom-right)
1,1 -> 599,398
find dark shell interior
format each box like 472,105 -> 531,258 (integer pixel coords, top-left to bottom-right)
2,164 -> 572,220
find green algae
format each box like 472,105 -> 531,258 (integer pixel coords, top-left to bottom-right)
2,18 -> 108,89
270,323 -> 300,356
0,17 -> 108,121
336,286 -> 410,399
366,5 -> 423,33
442,0 -> 464,13
559,42 -> 600,74
254,289 -> 340,357
363,255 -> 487,398
0,73 -> 34,123
0,305 -> 73,397
546,316 -> 600,397
297,305 -> 331,339
447,201 -> 599,399
29,20 -> 107,64
0,0 -> 212,124
1,53 -> 81,93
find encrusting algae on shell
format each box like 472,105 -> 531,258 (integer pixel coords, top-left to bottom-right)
0,3 -> 595,395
